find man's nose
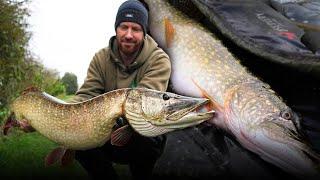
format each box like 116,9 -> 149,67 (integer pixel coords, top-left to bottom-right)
124,28 -> 133,39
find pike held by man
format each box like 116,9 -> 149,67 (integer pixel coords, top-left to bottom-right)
4,87 -> 213,166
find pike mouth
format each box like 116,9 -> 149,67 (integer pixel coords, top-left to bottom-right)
164,98 -> 214,126
127,96 -> 215,137
167,98 -> 209,120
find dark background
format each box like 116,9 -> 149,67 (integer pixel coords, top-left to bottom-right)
152,1 -> 320,179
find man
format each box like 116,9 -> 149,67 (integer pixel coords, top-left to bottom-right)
70,0 -> 171,179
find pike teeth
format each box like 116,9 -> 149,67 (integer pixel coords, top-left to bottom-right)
182,110 -> 215,120
167,98 -> 209,121
176,110 -> 215,125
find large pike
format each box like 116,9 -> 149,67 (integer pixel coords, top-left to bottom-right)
3,87 -> 213,166
143,0 -> 320,178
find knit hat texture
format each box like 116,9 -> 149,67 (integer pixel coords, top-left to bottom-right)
115,0 -> 148,35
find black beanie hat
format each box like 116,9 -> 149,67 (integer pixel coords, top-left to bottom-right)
115,0 -> 148,35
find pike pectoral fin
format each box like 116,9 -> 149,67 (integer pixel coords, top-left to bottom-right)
45,147 -> 66,167
164,17 -> 175,48
191,79 -> 222,112
111,125 -> 133,146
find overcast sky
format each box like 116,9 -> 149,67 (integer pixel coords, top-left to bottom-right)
28,0 -> 126,85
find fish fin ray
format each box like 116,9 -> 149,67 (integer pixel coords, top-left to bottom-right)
164,17 -> 175,48
20,119 -> 35,133
3,113 -> 16,135
45,147 -> 66,167
111,125 -> 133,146
61,149 -> 75,167
191,79 -> 221,111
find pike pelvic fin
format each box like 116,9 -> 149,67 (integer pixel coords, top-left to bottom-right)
61,149 -> 75,167
45,147 -> 66,167
191,79 -> 222,112
164,17 -> 175,48
111,124 -> 133,146
45,147 -> 75,167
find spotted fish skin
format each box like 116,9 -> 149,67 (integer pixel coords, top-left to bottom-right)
143,0 -> 320,177
7,87 -> 213,150
11,88 -> 128,150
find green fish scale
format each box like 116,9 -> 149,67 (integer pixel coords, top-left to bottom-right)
11,91 -> 126,150
171,18 -> 256,104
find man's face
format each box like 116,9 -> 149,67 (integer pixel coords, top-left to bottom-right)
116,22 -> 144,56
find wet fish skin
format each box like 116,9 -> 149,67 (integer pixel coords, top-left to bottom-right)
5,87 -> 213,150
143,0 -> 320,177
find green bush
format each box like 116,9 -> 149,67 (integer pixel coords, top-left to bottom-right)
0,0 -> 67,123
47,80 -> 66,96
61,72 -> 78,95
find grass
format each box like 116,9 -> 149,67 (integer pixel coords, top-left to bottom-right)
56,94 -> 75,102
0,94 -> 87,179
0,94 -> 131,180
0,131 -> 89,180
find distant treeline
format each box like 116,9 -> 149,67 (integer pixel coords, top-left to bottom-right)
0,0 -> 78,122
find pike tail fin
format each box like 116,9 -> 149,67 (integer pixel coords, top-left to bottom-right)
3,113 -> 17,135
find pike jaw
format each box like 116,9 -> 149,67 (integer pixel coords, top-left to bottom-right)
124,88 -> 214,137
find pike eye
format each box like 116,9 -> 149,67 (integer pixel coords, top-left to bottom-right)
281,110 -> 292,120
162,94 -> 170,101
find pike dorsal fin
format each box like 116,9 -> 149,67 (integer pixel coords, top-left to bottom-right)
21,86 -> 41,95
164,17 -> 175,48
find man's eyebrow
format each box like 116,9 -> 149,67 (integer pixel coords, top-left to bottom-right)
133,25 -> 142,29
119,24 -> 128,27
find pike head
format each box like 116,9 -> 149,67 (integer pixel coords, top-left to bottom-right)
124,88 -> 214,137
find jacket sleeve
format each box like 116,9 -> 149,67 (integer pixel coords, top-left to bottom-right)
137,56 -> 172,92
68,52 -> 106,103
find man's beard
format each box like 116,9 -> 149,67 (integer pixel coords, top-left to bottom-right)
119,39 -> 142,56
